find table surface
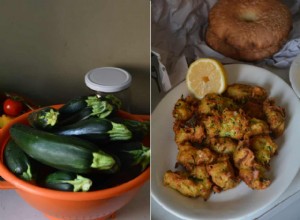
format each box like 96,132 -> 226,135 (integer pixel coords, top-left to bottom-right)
0,180 -> 149,220
151,64 -> 300,220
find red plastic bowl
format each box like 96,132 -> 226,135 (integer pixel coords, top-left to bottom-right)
0,105 -> 150,220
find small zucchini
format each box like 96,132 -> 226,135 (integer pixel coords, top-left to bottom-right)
4,139 -> 34,181
58,95 -> 89,116
10,123 -> 118,174
28,107 -> 60,130
55,118 -> 132,141
58,95 -> 121,125
107,141 -> 150,171
44,171 -> 92,192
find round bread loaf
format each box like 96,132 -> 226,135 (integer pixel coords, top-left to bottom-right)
205,0 -> 292,61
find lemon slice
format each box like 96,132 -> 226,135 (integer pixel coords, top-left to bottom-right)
186,58 -> 227,99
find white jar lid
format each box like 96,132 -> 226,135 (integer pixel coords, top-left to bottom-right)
85,67 -> 132,92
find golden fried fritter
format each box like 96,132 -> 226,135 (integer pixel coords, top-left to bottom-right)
219,109 -> 249,140
233,145 -> 271,189
172,96 -> 195,121
207,156 -> 240,191
198,93 -> 237,115
163,170 -> 212,200
205,137 -> 237,155
224,83 -> 268,103
202,114 -> 222,138
202,109 -> 249,140
177,143 -> 217,170
189,165 -> 210,180
263,99 -> 285,138
233,145 -> 256,169
239,166 -> 271,190
250,135 -> 278,167
246,118 -> 270,137
173,120 -> 206,144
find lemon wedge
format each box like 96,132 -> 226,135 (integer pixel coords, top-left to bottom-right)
186,58 -> 227,99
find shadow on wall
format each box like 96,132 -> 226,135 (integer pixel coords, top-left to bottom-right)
0,0 -> 150,115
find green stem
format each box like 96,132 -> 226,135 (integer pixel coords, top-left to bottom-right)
108,122 -> 132,141
121,145 -> 150,171
91,152 -> 116,170
105,94 -> 122,110
62,175 -> 92,192
140,146 -> 151,171
40,109 -> 59,126
21,162 -> 33,181
86,96 -> 113,118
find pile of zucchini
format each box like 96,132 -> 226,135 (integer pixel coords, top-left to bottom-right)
4,95 -> 150,192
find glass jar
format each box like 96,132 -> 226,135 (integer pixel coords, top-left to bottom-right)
84,67 -> 132,112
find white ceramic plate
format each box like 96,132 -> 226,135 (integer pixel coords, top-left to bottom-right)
289,53 -> 300,99
151,64 -> 300,220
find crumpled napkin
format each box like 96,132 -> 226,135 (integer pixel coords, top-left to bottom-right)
265,39 -> 300,68
152,0 -> 300,91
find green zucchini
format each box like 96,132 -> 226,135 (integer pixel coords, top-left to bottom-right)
44,171 -> 92,192
4,139 -> 34,181
28,107 -> 60,130
55,118 -> 132,141
59,94 -> 121,116
10,123 -> 118,174
107,142 -> 150,171
58,107 -> 94,126
111,118 -> 150,141
58,95 -> 89,116
58,95 -> 121,125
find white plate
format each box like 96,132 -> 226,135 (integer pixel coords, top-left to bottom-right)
151,64 -> 300,220
289,53 -> 300,99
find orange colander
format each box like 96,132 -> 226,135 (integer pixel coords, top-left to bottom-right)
0,106 -> 150,220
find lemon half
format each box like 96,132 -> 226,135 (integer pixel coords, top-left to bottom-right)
186,58 -> 227,99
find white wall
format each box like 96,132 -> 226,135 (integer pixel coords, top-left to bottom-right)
0,0 -> 150,114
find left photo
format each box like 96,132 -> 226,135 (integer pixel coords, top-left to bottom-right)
0,1 -> 150,220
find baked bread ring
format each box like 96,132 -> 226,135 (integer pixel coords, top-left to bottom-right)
205,0 -> 292,61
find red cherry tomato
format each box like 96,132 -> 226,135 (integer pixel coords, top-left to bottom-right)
3,98 -> 24,116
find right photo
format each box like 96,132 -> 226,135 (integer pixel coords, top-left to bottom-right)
151,0 -> 300,219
